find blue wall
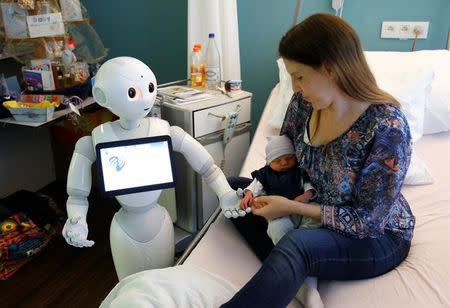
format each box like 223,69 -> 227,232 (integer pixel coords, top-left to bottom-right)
81,0 -> 187,85
238,0 -> 450,133
81,0 -> 449,134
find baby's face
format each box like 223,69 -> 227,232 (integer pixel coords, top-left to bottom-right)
269,154 -> 297,172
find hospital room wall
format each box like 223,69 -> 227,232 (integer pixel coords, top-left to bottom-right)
237,0 -> 450,135
81,0 -> 187,84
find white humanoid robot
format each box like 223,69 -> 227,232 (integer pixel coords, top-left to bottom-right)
62,57 -> 248,280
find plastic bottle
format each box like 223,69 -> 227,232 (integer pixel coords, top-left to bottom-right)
198,44 -> 206,86
190,44 -> 205,88
205,33 -> 221,90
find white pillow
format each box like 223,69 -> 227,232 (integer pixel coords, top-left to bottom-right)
368,67 -> 434,143
100,264 -> 238,308
364,50 -> 450,135
268,58 -> 294,129
404,151 -> 434,185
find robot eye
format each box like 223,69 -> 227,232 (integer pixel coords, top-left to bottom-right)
128,87 -> 136,98
148,82 -> 155,93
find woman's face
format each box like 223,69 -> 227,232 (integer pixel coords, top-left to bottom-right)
283,58 -> 336,110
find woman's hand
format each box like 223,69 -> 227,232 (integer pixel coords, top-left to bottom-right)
251,195 -> 295,220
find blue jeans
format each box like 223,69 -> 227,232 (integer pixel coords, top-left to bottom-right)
223,177 -> 411,308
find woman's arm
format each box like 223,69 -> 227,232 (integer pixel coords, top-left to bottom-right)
252,196 -> 321,221
321,120 -> 412,238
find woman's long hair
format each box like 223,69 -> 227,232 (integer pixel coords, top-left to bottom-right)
279,13 -> 399,106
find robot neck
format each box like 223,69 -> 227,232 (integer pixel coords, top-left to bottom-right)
119,118 -> 140,130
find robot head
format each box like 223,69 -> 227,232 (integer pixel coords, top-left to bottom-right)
92,57 -> 157,121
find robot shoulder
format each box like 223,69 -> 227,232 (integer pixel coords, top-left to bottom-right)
92,122 -> 116,143
147,117 -> 171,135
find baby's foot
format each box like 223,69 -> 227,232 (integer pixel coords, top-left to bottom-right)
304,287 -> 324,308
295,284 -> 324,308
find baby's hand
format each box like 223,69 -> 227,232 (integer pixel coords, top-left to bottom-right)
294,190 -> 314,203
240,191 -> 254,210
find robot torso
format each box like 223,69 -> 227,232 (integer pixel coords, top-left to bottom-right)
91,117 -> 171,209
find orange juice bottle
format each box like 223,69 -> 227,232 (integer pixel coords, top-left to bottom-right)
190,44 -> 205,88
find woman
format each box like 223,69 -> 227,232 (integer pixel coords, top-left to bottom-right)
222,13 -> 415,307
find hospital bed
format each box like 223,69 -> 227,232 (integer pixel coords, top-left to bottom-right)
101,50 -> 450,307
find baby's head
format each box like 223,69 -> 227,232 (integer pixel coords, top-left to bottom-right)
265,135 -> 297,172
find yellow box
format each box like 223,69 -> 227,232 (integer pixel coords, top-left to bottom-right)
3,101 -> 56,122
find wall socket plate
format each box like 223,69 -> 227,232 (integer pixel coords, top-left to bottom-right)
381,21 -> 429,39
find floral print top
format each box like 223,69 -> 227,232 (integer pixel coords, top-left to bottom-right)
281,93 -> 415,241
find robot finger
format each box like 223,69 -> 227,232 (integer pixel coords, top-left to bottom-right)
236,188 -> 244,198
72,241 -> 83,248
245,207 -> 252,213
231,210 -> 239,219
70,237 -> 85,248
238,209 -> 247,217
67,237 -> 80,247
223,210 -> 232,219
82,239 -> 95,247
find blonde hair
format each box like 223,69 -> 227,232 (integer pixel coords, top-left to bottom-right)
279,13 -> 399,107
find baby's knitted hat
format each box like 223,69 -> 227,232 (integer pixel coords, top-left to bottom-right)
265,135 -> 295,164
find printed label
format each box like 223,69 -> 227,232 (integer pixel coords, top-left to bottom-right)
206,67 -> 220,81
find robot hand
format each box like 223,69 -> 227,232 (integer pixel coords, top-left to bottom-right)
62,197 -> 95,248
62,216 -> 95,248
219,189 -> 251,219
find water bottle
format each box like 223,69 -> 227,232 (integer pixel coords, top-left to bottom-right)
205,33 -> 221,90
190,44 -> 205,88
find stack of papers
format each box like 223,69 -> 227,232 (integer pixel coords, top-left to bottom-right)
158,86 -> 212,105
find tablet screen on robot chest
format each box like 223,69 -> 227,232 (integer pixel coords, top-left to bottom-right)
95,136 -> 176,197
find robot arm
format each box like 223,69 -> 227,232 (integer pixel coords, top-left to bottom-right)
62,136 -> 96,247
170,126 -> 249,218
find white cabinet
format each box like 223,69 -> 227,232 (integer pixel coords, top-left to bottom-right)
161,91 -> 252,236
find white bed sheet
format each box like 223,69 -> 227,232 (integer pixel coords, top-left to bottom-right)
184,89 -> 450,307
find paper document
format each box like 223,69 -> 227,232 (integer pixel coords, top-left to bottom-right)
158,85 -> 213,105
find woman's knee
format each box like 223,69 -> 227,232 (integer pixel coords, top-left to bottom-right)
273,228 -> 328,274
277,229 -> 310,255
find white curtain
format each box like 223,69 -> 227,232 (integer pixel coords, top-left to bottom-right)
187,0 -> 241,81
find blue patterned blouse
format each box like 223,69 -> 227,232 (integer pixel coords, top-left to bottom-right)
281,93 -> 415,241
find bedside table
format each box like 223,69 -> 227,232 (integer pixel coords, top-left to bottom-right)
161,91 -> 252,235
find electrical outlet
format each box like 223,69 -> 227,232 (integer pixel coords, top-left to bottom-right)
381,21 -> 429,39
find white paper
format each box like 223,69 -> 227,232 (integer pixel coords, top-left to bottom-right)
69,102 -> 81,116
0,3 -> 28,38
27,13 -> 65,38
59,0 -> 83,21
43,70 -> 55,91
